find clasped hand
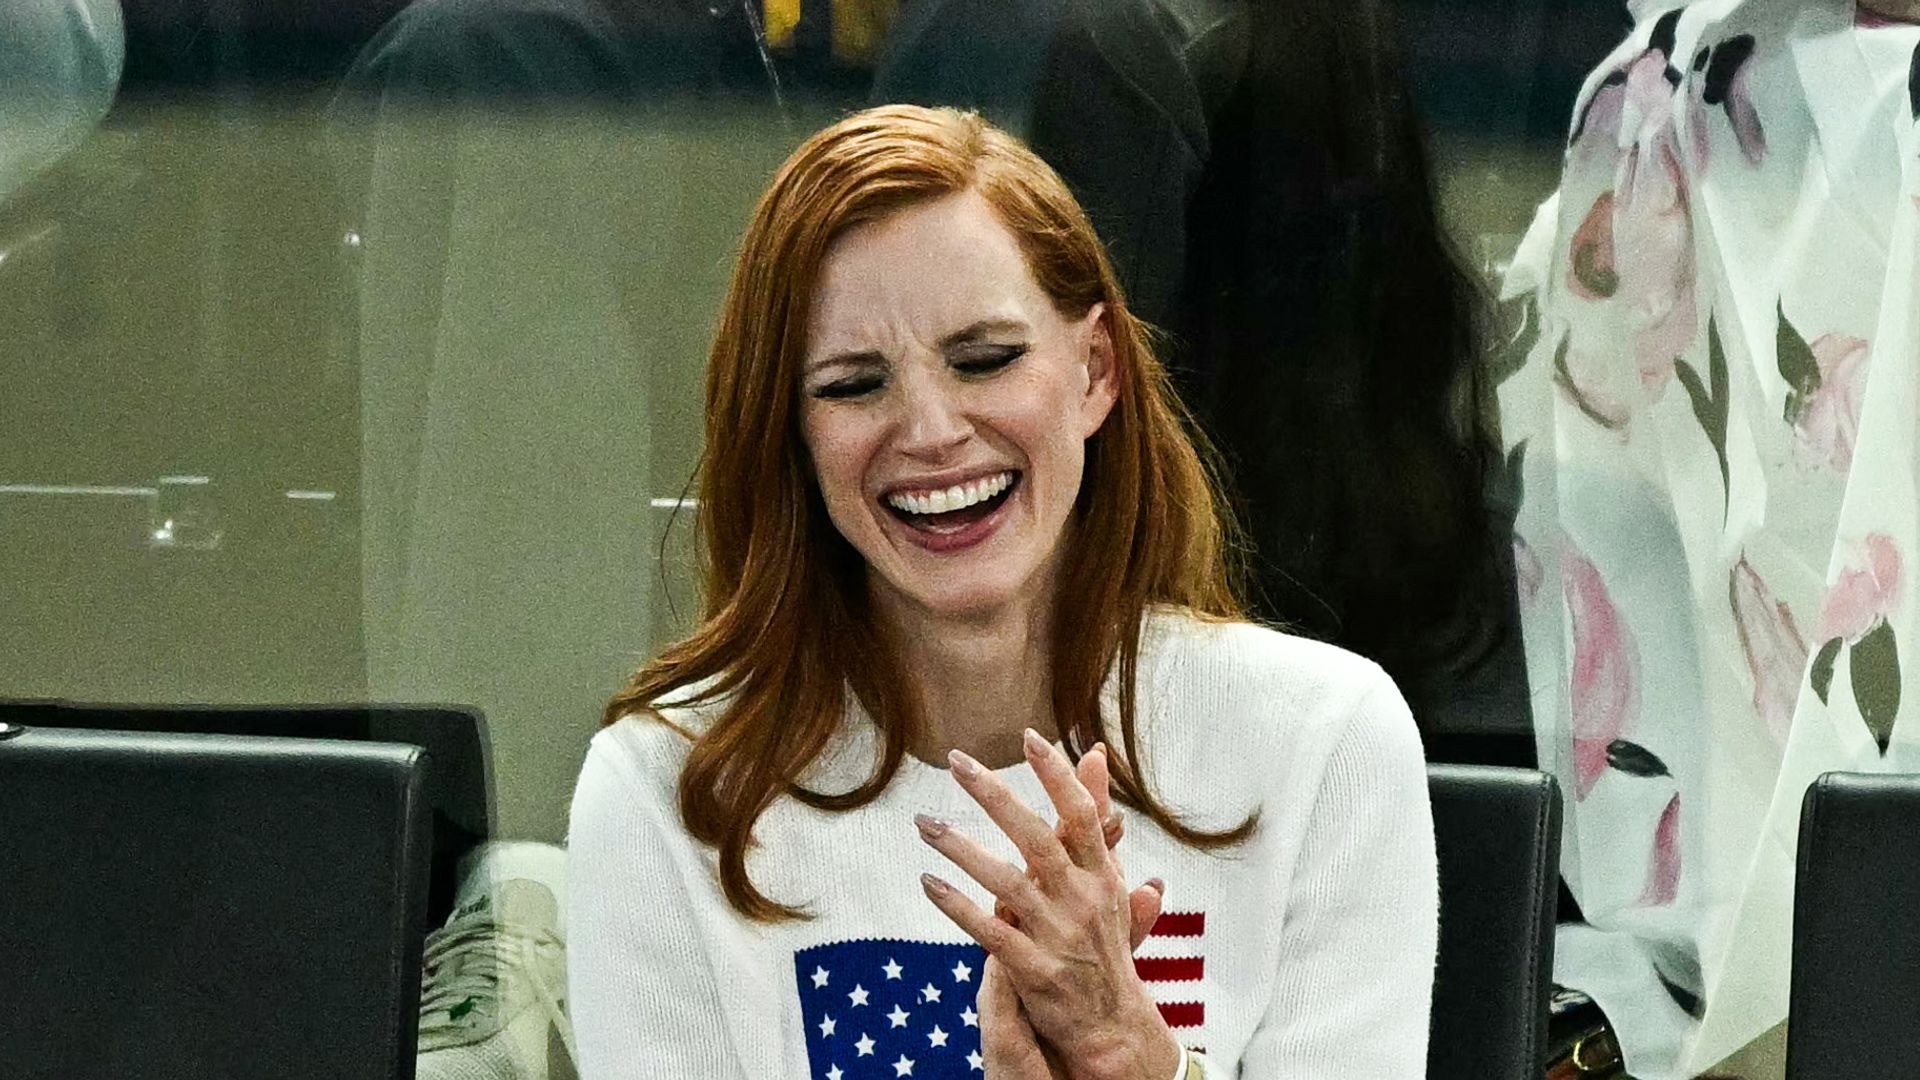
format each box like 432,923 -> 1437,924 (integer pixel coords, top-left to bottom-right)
916,729 -> 1182,1080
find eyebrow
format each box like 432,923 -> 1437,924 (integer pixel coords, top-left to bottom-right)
804,318 -> 1031,375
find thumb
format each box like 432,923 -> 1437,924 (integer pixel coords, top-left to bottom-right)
1128,877 -> 1165,951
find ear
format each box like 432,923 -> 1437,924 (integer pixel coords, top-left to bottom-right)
1076,303 -> 1120,439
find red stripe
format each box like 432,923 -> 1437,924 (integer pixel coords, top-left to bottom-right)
1157,1001 -> 1205,1028
1150,912 -> 1206,937
1134,956 -> 1204,982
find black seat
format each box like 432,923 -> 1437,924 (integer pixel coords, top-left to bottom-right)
0,699 -> 490,928
1427,763 -> 1563,1080
1787,771 -> 1920,1080
0,725 -> 432,1079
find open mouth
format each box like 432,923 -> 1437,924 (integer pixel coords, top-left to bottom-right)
882,470 -> 1021,536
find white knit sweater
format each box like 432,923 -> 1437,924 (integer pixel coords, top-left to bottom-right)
567,611 -> 1437,1079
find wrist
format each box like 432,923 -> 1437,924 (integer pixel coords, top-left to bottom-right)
1070,1000 -> 1184,1080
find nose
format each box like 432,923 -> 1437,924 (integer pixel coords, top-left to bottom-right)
894,373 -> 971,460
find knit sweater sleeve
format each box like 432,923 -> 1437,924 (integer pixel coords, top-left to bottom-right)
566,724 -> 753,1079
1195,679 -> 1438,1079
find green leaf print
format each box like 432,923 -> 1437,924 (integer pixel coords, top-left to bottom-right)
1811,636 -> 1843,705
1777,301 -> 1821,425
1676,317 -> 1731,516
1850,621 -> 1902,755
1607,739 -> 1673,778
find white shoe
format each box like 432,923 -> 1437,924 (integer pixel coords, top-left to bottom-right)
417,842 -> 577,1080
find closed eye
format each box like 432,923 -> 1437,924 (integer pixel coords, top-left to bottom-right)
811,373 -> 886,400
952,344 -> 1028,376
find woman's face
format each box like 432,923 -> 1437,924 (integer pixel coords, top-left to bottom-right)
798,189 -> 1117,624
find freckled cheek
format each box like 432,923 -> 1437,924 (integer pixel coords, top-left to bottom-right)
802,423 -> 885,523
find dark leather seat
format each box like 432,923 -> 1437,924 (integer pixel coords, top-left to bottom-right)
1427,763 -> 1563,1080
1788,771 -> 1920,1080
0,699 -> 489,928
0,725 -> 432,1079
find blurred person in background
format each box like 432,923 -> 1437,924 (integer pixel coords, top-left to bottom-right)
0,0 -> 124,204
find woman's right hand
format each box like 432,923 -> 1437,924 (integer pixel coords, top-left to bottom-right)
980,744 -> 1166,1078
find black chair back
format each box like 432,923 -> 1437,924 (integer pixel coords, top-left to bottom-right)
0,699 -> 489,927
1428,763 -> 1563,1080
1788,770 -> 1920,1080
0,725 -> 432,1079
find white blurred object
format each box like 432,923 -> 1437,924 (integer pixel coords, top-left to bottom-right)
0,0 -> 125,203
418,841 -> 577,1080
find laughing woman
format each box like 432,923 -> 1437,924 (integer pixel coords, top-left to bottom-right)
567,105 -> 1436,1080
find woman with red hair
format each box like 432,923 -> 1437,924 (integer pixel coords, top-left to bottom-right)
567,104 -> 1436,1079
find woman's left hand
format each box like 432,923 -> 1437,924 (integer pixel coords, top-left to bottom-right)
917,729 -> 1183,1080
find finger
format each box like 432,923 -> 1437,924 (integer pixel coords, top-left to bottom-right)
919,872 -> 1051,974
1021,728 -> 1107,872
917,814 -> 1046,922
1076,745 -> 1126,851
948,748 -> 1074,881
1077,744 -> 1112,822
1128,878 -> 1165,951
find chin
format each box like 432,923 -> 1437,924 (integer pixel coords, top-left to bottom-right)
882,571 -> 1029,624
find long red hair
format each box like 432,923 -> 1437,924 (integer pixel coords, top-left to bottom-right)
603,105 -> 1253,921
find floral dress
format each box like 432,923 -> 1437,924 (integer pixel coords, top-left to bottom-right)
1499,0 -> 1920,1075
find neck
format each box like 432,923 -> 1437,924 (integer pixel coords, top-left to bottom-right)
879,590 -> 1058,771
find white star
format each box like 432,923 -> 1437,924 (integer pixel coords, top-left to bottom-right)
849,984 -> 870,1007
818,1014 -> 836,1038
951,960 -> 972,983
967,1049 -> 984,1071
927,1025 -> 949,1048
883,958 -> 904,980
892,1054 -> 916,1076
920,983 -> 942,1004
888,1003 -> 911,1028
856,1033 -> 876,1057
826,1067 -> 844,1080
960,1005 -> 979,1028
811,966 -> 830,989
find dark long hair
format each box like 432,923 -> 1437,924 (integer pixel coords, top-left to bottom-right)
1174,0 -> 1504,705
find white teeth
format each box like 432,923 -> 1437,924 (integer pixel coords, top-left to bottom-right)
886,471 -> 1014,516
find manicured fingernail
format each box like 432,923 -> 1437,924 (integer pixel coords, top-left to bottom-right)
915,813 -> 950,840
1091,741 -> 1107,758
1106,808 -> 1126,832
1147,877 -> 1165,894
1023,728 -> 1048,758
948,749 -> 982,779
921,873 -> 951,897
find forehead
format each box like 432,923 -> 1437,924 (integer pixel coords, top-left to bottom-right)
806,189 -> 1055,355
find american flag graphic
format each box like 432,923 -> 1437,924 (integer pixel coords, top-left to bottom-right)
793,913 -> 1206,1078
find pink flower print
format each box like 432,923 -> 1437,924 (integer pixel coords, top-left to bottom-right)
1571,75 -> 1627,167
1685,61 -> 1712,172
1615,138 -> 1698,392
1618,51 -> 1677,148
1686,35 -> 1767,170
1565,547 -> 1642,799
1730,558 -> 1809,747
1638,793 -> 1683,906
1568,192 -> 1619,300
1723,62 -> 1767,165
1554,336 -> 1635,430
1818,533 -> 1905,644
1791,334 -> 1870,472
